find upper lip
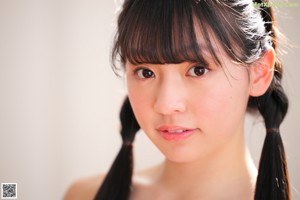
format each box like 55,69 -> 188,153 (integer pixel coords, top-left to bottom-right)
157,125 -> 196,133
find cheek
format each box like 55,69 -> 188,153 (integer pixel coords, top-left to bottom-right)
127,82 -> 153,130
191,78 -> 250,133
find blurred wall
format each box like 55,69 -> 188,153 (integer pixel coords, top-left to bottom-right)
0,1 -> 299,199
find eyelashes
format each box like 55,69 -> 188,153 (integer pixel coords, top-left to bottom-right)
134,68 -> 155,79
186,65 -> 209,77
132,64 -> 210,79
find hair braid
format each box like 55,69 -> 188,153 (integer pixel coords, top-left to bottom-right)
253,72 -> 290,200
250,0 -> 290,199
94,97 -> 140,200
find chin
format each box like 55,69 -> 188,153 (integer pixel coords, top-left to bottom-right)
160,146 -> 206,164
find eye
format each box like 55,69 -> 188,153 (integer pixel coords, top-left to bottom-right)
135,68 -> 155,79
187,65 -> 209,77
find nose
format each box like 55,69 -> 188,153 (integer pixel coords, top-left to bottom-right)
154,76 -> 186,115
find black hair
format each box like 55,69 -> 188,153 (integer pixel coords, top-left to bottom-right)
250,1 -> 290,199
95,0 -> 290,199
94,97 -> 140,199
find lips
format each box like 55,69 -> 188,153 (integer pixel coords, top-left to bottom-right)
157,126 -> 197,141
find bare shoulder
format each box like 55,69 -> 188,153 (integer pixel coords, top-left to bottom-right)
64,174 -> 105,200
64,164 -> 163,200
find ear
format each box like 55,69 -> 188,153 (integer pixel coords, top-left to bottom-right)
249,49 -> 275,97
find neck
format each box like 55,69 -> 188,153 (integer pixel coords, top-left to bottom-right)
156,134 -> 257,199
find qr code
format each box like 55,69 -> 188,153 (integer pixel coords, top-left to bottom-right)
1,183 -> 17,199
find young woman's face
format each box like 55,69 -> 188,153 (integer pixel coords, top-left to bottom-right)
126,44 -> 252,163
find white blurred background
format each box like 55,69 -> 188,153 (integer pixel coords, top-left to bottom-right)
0,1 -> 299,199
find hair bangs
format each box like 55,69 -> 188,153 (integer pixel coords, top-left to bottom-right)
112,0 -> 265,75
112,0 -> 227,74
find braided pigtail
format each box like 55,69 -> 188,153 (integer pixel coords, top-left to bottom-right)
250,1 -> 290,199
94,97 -> 140,200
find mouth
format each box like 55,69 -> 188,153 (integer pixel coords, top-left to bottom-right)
164,129 -> 189,133
157,126 -> 197,141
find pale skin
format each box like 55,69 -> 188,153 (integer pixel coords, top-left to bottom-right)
64,41 -> 275,200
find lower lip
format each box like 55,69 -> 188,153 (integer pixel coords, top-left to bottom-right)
159,130 -> 196,141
